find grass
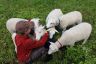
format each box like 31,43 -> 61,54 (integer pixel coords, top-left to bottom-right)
0,0 -> 96,64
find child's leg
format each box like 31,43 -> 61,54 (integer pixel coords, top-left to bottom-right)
30,46 -> 53,62
30,47 -> 48,61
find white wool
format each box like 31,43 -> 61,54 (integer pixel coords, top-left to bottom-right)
59,11 -> 82,30
46,9 -> 63,28
35,25 -> 47,40
57,22 -> 92,47
6,18 -> 40,35
31,18 -> 40,28
6,18 -> 27,34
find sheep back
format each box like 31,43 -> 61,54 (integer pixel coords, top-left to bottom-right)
58,22 -> 92,46
6,18 -> 27,34
46,9 -> 63,26
59,11 -> 82,30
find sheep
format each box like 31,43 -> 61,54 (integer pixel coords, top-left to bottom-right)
46,9 -> 63,28
6,18 -> 40,34
46,9 -> 63,38
6,18 -> 28,34
48,22 -> 92,54
59,11 -> 82,30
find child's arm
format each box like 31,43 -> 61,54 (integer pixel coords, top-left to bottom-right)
23,32 -> 49,49
32,32 -> 49,48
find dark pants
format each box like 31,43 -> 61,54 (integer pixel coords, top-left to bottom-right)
27,47 -> 52,64
30,47 -> 48,62
22,47 -> 48,64
27,41 -> 52,64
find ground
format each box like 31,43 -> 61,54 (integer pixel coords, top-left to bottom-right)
0,0 -> 96,64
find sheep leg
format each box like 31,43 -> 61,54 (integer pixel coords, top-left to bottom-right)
70,42 -> 75,47
70,44 -> 75,47
82,38 -> 88,44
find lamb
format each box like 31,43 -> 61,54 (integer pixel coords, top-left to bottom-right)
6,18 -> 27,34
6,18 -> 40,33
59,11 -> 82,30
46,9 -> 63,37
46,9 -> 63,28
48,22 -> 92,54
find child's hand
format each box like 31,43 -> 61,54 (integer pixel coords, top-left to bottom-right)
48,42 -> 59,54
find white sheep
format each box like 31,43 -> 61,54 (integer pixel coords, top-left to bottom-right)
59,11 -> 82,30
46,9 -> 63,28
46,9 -> 63,38
48,22 -> 92,54
6,18 -> 40,34
6,18 -> 28,34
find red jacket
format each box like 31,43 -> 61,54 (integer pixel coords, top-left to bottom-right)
15,33 -> 49,63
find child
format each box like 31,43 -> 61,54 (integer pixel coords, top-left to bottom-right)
14,21 -> 49,64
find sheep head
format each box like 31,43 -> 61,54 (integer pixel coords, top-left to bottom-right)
46,19 -> 57,28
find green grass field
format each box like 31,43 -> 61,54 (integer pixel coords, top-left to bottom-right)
0,0 -> 96,64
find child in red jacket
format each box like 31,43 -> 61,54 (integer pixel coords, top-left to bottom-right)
15,21 -> 49,64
